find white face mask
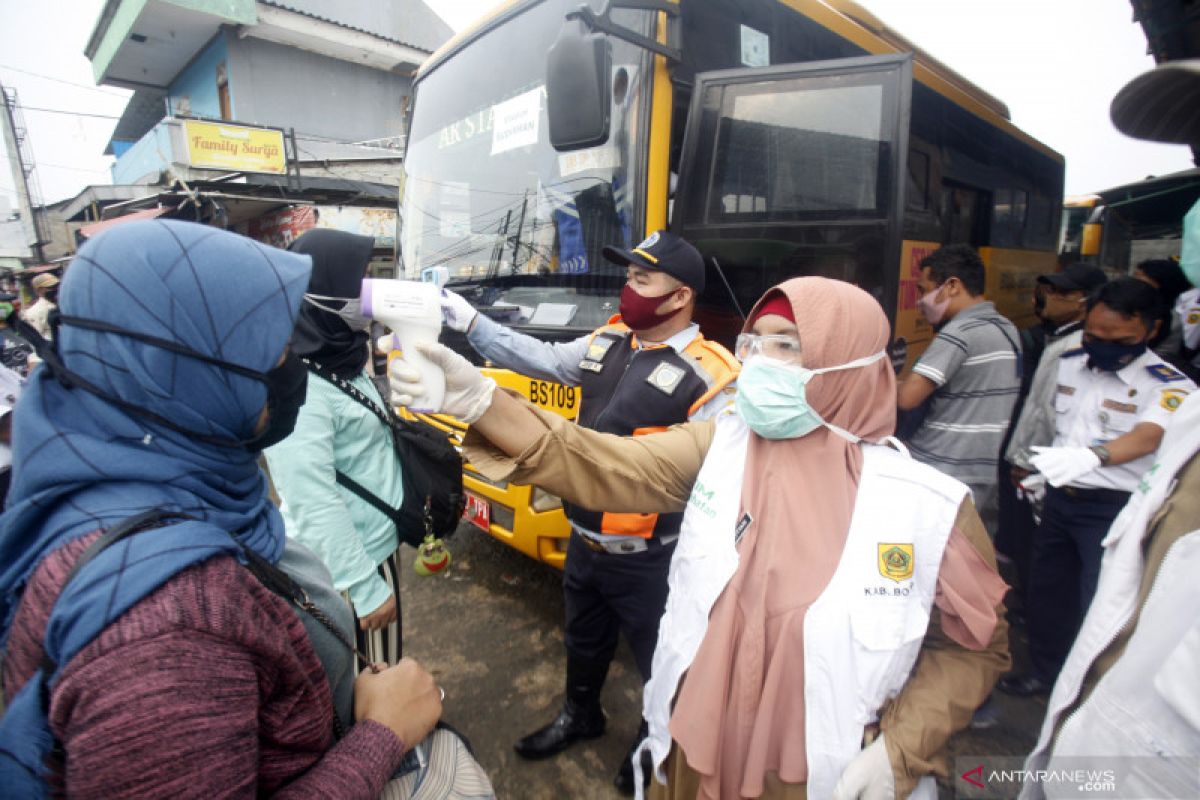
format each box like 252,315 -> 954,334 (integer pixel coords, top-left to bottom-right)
734,349 -> 888,442
303,293 -> 371,331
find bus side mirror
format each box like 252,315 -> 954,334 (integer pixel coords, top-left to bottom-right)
547,18 -> 612,152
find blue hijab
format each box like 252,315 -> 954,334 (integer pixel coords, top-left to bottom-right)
0,220 -> 311,794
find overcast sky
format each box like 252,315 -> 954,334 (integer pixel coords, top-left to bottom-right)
0,0 -> 1192,208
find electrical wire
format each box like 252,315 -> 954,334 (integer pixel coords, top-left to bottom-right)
18,106 -> 121,120
0,64 -> 129,98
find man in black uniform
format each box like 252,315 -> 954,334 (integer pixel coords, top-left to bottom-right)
439,231 -> 738,793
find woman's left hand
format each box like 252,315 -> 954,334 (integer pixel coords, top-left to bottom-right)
832,734 -> 895,800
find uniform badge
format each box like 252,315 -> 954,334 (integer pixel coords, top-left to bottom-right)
646,362 -> 685,395
1161,388 -> 1187,412
877,543 -> 914,583
637,231 -> 660,250
1147,363 -> 1186,382
579,337 -> 616,373
1101,398 -> 1137,414
1188,310 -> 1200,325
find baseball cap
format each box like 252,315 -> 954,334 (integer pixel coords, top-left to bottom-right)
1110,59 -> 1200,145
31,274 -> 60,291
602,230 -> 706,292
1038,263 -> 1107,293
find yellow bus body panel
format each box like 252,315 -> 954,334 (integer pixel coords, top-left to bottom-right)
461,367 -> 579,570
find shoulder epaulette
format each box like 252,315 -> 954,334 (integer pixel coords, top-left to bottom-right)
1146,363 -> 1187,382
685,336 -> 740,375
1061,347 -> 1086,358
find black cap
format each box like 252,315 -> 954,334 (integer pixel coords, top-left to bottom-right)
602,230 -> 705,292
1038,263 -> 1107,293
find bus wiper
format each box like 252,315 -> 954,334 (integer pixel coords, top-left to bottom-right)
711,257 -> 746,322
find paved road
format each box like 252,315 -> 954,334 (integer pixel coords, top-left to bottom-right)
399,521 -> 1047,799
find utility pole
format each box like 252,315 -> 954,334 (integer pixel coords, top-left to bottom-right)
1,83 -> 47,263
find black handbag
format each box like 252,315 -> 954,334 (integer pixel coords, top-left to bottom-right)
303,359 -> 465,548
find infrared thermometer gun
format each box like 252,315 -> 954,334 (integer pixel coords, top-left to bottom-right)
361,278 -> 445,412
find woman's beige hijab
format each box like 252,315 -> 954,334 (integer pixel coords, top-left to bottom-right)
669,277 -> 896,799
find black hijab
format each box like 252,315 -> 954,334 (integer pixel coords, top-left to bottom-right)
289,229 -> 375,378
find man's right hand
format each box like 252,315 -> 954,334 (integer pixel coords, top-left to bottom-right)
440,289 -> 477,333
354,657 -> 442,750
358,593 -> 398,631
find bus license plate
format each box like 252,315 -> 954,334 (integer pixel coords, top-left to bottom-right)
528,379 -> 578,413
463,492 -> 490,532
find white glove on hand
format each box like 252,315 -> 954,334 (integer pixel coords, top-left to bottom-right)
1017,472 -> 1047,505
1029,445 -> 1101,488
439,289 -> 478,333
387,341 -> 495,424
832,734 -> 894,800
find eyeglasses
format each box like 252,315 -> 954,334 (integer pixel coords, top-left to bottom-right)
735,333 -> 803,364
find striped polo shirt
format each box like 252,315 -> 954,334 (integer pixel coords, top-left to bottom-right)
908,301 -> 1022,486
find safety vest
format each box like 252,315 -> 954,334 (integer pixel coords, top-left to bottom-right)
633,411 -> 965,799
565,318 -> 738,539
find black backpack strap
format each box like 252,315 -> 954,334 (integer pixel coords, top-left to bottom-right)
334,470 -> 408,532
981,316 -> 1023,379
302,358 -> 394,428
58,509 -> 188,596
303,358 -> 429,541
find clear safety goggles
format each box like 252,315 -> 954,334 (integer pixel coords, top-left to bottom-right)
735,333 -> 803,364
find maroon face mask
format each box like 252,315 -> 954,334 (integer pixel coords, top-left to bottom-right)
619,284 -> 682,331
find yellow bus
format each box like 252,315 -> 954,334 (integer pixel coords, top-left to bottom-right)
398,0 -> 1064,569
1060,170 -> 1200,270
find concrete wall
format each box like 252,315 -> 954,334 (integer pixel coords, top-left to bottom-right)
111,123 -> 175,184
227,35 -> 410,144
167,34 -> 233,119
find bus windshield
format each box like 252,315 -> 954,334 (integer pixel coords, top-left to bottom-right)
400,0 -> 655,331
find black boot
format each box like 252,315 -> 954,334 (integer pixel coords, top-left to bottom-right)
514,657 -> 608,759
613,719 -> 650,796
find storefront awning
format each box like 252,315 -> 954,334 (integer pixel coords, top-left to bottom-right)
79,207 -> 170,239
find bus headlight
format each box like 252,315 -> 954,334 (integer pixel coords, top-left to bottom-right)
530,487 -> 563,513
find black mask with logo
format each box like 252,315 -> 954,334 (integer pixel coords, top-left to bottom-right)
1083,338 -> 1148,372
18,312 -> 306,451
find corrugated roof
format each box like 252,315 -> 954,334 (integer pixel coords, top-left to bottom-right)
259,0 -> 453,55
104,89 -> 168,156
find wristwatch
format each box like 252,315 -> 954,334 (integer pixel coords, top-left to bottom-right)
1089,444 -> 1112,466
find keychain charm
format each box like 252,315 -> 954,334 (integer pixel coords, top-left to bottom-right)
414,533 -> 451,575
413,497 -> 450,575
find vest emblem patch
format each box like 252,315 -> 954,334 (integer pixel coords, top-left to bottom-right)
878,543 -> 914,582
646,362 -> 685,395
580,337 -> 616,372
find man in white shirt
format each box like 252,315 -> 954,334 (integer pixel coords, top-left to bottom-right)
1000,277 -> 1195,697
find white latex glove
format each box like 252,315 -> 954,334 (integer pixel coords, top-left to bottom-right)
387,340 -> 495,424
832,734 -> 895,800
1029,445 -> 1101,488
1017,472 -> 1047,505
439,288 -> 478,333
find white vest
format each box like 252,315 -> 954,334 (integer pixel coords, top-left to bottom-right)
634,412 -> 967,799
1021,393 -> 1200,799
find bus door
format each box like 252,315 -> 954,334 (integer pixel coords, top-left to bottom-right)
670,54 -> 912,350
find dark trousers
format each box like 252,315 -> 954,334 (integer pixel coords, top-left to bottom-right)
563,531 -> 676,682
1026,486 -> 1129,683
995,471 -> 1037,612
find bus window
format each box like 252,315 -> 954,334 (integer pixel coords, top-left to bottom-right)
940,183 -> 990,247
675,55 -> 909,344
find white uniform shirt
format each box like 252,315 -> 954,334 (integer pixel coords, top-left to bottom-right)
1176,287 -> 1200,351
1053,347 -> 1195,491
